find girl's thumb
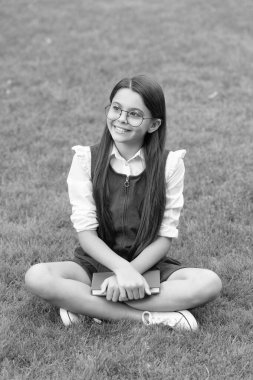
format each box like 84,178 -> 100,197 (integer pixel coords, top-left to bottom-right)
100,278 -> 108,294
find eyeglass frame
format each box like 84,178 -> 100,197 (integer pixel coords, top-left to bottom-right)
105,104 -> 154,127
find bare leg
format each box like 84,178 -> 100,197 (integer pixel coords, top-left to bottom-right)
126,268 -> 222,312
25,262 -> 143,321
25,264 -> 222,322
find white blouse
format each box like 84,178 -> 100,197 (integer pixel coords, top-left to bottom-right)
67,145 -> 186,239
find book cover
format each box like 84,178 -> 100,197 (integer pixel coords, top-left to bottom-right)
91,270 -> 160,296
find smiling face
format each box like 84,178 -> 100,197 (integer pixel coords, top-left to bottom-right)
106,88 -> 160,158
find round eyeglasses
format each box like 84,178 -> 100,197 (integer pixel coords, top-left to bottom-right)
105,104 -> 153,127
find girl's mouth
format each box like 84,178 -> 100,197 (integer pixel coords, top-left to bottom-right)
114,125 -> 131,134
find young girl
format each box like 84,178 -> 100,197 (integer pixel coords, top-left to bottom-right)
25,75 -> 222,331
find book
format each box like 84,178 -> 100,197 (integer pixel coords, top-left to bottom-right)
91,270 -> 160,296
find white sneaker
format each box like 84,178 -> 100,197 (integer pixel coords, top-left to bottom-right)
142,310 -> 198,331
93,318 -> 103,325
59,308 -> 103,326
59,308 -> 80,326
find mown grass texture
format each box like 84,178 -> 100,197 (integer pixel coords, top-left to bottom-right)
0,0 -> 253,379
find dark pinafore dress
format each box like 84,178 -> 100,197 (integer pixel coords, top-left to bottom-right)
73,145 -> 184,282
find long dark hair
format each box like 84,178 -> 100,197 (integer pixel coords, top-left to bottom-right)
93,75 -> 167,258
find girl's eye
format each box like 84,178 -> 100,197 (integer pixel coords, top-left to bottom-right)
129,111 -> 142,118
112,105 -> 121,112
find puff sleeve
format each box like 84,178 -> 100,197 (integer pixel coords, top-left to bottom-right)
67,145 -> 98,232
158,150 -> 186,238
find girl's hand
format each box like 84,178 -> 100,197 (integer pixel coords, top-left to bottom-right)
115,265 -> 151,301
100,275 -> 120,302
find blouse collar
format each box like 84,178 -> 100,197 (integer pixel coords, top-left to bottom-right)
110,144 -> 145,163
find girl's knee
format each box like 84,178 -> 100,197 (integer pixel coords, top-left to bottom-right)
25,263 -> 53,299
196,270 -> 222,304
206,270 -> 222,295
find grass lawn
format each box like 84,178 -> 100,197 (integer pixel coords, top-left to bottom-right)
1,0 -> 253,379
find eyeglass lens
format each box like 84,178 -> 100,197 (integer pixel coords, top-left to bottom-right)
105,105 -> 143,127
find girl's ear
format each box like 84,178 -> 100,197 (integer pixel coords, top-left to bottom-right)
148,119 -> 161,134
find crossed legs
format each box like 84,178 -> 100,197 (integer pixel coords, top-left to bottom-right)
25,262 -> 142,321
126,267 -> 222,312
25,261 -> 222,321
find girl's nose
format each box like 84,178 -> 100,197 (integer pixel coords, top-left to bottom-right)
118,110 -> 128,123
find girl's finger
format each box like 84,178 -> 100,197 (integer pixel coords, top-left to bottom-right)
139,287 -> 145,299
119,287 -> 127,300
126,289 -> 134,300
100,278 -> 109,294
111,288 -> 120,303
133,288 -> 140,300
106,286 -> 114,301
104,279 -> 115,301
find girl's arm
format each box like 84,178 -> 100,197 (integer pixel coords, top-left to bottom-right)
130,151 -> 186,274
130,236 -> 172,274
78,230 -> 127,272
78,230 -> 151,300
